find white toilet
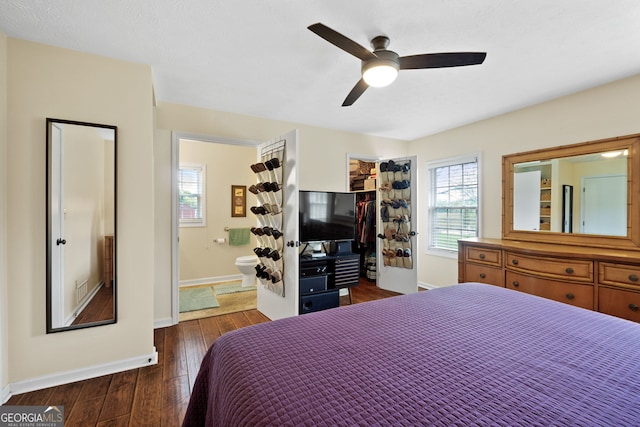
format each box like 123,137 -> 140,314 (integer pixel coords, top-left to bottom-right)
235,255 -> 259,287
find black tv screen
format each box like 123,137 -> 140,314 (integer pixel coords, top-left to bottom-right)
299,191 -> 357,242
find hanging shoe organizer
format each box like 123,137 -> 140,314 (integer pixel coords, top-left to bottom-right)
378,159 -> 414,269
249,140 -> 286,297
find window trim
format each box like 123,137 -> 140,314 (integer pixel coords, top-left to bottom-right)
178,162 -> 206,228
424,153 -> 481,259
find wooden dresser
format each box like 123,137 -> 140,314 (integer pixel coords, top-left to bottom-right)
104,235 -> 114,288
459,237 -> 640,322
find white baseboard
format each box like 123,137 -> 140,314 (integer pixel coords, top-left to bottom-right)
8,348 -> 158,396
179,274 -> 241,288
1,384 -> 10,404
418,281 -> 442,290
154,317 -> 174,329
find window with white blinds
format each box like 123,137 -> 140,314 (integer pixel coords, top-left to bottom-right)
178,164 -> 206,227
427,155 -> 479,253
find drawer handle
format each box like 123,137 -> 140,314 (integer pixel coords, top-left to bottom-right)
566,293 -> 575,300
479,273 -> 486,279
511,259 -> 518,265
629,274 -> 639,282
479,253 -> 485,260
565,267 -> 574,275
512,281 -> 519,288
630,304 -> 639,312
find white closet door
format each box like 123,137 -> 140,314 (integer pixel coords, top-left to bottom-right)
513,170 -> 541,231
581,174 -> 627,236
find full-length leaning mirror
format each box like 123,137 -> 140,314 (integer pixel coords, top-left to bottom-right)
46,118 -> 117,333
503,133 -> 640,250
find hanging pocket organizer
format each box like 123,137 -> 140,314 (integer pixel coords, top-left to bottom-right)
250,140 -> 286,296
378,159 -> 414,269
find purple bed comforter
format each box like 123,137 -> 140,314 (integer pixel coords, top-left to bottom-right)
182,283 -> 640,426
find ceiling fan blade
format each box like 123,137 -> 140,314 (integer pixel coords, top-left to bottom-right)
342,79 -> 369,107
308,23 -> 377,62
399,52 -> 486,70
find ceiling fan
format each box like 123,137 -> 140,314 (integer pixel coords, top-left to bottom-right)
308,23 -> 487,106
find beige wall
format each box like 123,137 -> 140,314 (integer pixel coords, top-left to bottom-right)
410,73 -> 640,287
0,30 -> 8,394
6,39 -> 155,384
4,31 -> 639,391
154,102 -> 406,322
178,140 -> 258,282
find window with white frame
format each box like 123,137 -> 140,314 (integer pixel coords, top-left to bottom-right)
426,155 -> 479,253
179,163 -> 206,227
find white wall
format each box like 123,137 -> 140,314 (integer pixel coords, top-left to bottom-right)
153,102 -> 407,323
6,39 -> 155,387
410,73 -> 640,287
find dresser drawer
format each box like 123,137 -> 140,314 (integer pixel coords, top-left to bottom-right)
598,286 -> 640,323
599,262 -> 640,290
465,246 -> 502,267
506,271 -> 594,310
505,252 -> 593,283
464,264 -> 504,287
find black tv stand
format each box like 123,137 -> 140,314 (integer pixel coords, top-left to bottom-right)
299,252 -> 360,315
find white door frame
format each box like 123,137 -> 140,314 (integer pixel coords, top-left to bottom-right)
50,123 -> 65,327
170,131 -> 260,325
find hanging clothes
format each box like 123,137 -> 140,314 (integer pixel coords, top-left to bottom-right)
356,195 -> 376,244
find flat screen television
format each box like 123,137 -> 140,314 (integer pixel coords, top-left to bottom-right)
299,191 -> 357,242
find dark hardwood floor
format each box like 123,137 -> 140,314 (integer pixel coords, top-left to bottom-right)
71,284 -> 115,326
5,279 -> 399,426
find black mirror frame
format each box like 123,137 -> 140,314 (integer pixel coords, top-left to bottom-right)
46,118 -> 118,333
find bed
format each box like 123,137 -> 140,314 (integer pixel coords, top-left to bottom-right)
182,283 -> 640,426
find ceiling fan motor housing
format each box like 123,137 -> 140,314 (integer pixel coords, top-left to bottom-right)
362,49 -> 400,87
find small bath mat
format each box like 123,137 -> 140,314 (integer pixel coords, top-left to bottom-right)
179,287 -> 220,312
213,282 -> 258,295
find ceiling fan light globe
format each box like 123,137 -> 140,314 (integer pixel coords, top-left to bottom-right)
601,151 -> 623,158
362,62 -> 399,87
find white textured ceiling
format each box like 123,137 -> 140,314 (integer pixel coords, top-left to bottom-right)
1,1 -> 639,141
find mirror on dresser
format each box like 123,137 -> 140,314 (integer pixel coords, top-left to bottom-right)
502,133 -> 640,250
46,118 -> 117,333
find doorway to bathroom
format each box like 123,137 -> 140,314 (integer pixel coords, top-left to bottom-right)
175,134 -> 260,322
172,129 -> 300,324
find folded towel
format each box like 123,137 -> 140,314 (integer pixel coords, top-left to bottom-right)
228,227 -> 251,246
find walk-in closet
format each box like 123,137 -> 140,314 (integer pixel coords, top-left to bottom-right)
349,158 -> 377,281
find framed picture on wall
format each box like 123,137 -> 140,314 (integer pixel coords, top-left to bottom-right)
232,185 -> 246,217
